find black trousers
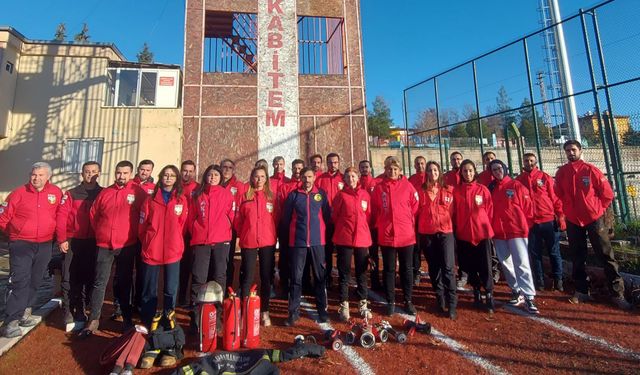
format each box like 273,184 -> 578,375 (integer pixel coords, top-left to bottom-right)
457,239 -> 493,293
381,246 -> 414,305
336,246 -> 369,302
566,216 -> 624,297
413,225 -> 422,277
61,238 -> 97,319
454,238 -> 468,282
324,225 -> 335,284
178,235 -> 193,306
133,242 -> 143,308
288,246 -> 327,318
277,229 -> 290,294
369,229 -> 381,286
226,232 -> 238,292
239,246 -> 275,312
420,233 -> 457,306
89,246 -> 135,321
6,241 -> 52,322
191,243 -> 230,303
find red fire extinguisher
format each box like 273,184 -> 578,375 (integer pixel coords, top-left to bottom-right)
223,287 -> 241,351
242,284 -> 261,349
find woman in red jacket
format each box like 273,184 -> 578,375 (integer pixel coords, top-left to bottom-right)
417,161 -> 457,320
188,164 -> 235,307
138,165 -> 189,329
371,157 -> 419,316
235,166 -> 277,327
332,167 -> 373,321
488,159 -> 539,314
452,160 -> 495,313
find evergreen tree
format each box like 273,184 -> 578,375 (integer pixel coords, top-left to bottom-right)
137,42 -> 154,63
74,23 -> 90,43
54,23 -> 66,42
367,96 -> 393,146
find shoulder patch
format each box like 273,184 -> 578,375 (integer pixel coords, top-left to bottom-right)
314,193 -> 322,202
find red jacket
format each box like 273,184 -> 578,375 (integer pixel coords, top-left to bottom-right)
452,181 -> 494,245
371,176 -> 419,248
555,160 -> 614,226
56,184 -> 102,242
417,184 -> 454,235
138,191 -> 189,265
133,176 -> 155,196
0,182 -> 63,243
331,186 -> 372,248
315,171 -> 344,207
235,190 -> 277,249
477,170 -> 494,187
359,175 -> 380,194
516,167 -> 563,224
90,181 -> 147,249
443,169 -> 461,187
408,172 -> 426,193
188,185 -> 235,245
489,177 -> 533,240
182,180 -> 200,199
222,175 -> 247,217
270,172 -> 290,195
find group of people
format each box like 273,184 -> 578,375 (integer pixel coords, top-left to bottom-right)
0,139 -> 632,339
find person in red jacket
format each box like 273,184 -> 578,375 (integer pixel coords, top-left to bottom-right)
270,156 -> 290,193
443,151 -> 463,187
220,159 -> 246,292
315,152 -> 344,289
555,140 -> 629,309
138,165 -> 189,330
477,151 -> 496,187
276,159 -> 304,297
236,166 -> 277,327
188,164 -> 235,314
417,161 -> 457,320
57,161 -> 103,329
178,160 -> 200,307
371,157 -> 419,316
516,153 -> 565,292
409,156 -> 427,286
359,159 -> 382,291
309,154 -> 324,179
332,167 -> 373,321
82,160 -> 147,335
488,160 -> 539,314
452,160 -> 495,314
133,159 -> 155,195
0,162 -> 63,338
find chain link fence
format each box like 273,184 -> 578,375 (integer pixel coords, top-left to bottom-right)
402,0 -> 640,222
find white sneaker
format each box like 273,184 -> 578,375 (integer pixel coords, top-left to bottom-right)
338,301 -> 350,321
358,300 -> 372,319
261,311 -> 272,327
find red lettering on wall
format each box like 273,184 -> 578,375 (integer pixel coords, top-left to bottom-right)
268,0 -> 283,14
266,109 -> 286,127
268,15 -> 283,31
268,33 -> 282,48
267,72 -> 284,89
272,52 -> 279,70
268,91 -> 283,107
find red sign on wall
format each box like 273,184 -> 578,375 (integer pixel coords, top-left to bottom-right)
159,77 -> 175,86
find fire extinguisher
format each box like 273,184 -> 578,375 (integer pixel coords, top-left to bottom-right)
242,284 -> 261,349
223,287 -> 241,351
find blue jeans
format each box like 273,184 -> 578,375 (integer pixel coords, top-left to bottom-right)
140,261 -> 180,327
528,220 -> 563,286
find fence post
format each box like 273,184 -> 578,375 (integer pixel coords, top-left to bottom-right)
472,61 -> 485,160
434,77 -> 445,169
523,38 -> 544,171
579,9 -> 619,218
591,9 -> 630,222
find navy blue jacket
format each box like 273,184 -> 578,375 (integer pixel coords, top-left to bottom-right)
282,186 -> 331,247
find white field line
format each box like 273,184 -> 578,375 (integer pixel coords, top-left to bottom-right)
502,303 -> 640,361
300,299 -> 375,375
367,290 -> 510,375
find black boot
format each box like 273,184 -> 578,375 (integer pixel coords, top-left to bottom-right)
435,295 -> 446,313
473,288 -> 483,308
448,303 -> 457,321
485,292 -> 495,314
